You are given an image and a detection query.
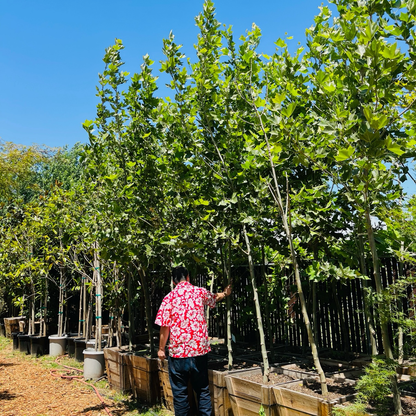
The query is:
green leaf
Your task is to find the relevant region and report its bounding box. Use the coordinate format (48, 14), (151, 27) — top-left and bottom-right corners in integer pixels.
(196, 198), (210, 206)
(281, 102), (296, 118)
(335, 146), (355, 161)
(386, 142), (405, 156)
(275, 38), (286, 48)
(104, 174), (118, 181)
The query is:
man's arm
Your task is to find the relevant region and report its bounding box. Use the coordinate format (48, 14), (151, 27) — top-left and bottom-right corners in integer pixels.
(215, 284), (232, 302)
(158, 326), (170, 361)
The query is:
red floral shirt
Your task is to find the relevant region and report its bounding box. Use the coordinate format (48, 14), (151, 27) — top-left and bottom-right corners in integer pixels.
(155, 281), (216, 358)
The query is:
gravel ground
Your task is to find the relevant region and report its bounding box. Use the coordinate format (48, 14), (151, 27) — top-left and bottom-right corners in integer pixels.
(0, 338), (171, 416)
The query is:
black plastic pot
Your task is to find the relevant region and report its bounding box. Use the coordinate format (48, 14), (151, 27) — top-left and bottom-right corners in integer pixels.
(12, 332), (20, 350)
(74, 338), (87, 362)
(29, 335), (48, 357)
(67, 335), (82, 358)
(17, 333), (30, 354)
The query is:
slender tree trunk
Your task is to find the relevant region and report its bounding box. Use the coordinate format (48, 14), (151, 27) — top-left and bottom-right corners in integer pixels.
(28, 244), (35, 336)
(94, 242), (102, 351)
(78, 276), (83, 337)
(117, 316), (122, 348)
(42, 277), (48, 337)
(356, 232), (379, 355)
(206, 271), (215, 330)
(224, 241), (233, 369)
(58, 233), (65, 337)
(242, 225), (270, 383)
(127, 270), (134, 351)
(397, 251), (405, 365)
(364, 206), (402, 415)
(85, 283), (94, 342)
(261, 244), (274, 363)
(83, 274), (87, 338)
(58, 266), (64, 337)
(29, 278), (35, 336)
(312, 281), (318, 350)
(138, 267), (155, 357)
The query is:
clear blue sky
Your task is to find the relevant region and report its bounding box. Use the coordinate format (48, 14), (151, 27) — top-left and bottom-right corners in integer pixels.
(1, 0), (328, 149)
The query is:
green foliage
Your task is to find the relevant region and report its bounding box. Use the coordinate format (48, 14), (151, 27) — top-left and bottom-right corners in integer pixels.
(379, 195), (416, 263)
(355, 358), (397, 414)
(332, 402), (368, 416)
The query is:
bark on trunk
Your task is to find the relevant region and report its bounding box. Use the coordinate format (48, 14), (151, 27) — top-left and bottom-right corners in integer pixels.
(243, 225), (270, 383)
(356, 232), (378, 355)
(364, 206), (402, 415)
(138, 267), (155, 357)
(94, 242), (102, 351)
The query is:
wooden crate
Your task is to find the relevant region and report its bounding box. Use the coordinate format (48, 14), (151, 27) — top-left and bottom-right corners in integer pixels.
(210, 367), (232, 416)
(398, 364), (416, 377)
(125, 353), (161, 405)
(209, 363), (262, 416)
(225, 367), (292, 416)
(104, 347), (131, 392)
(4, 317), (25, 338)
(272, 381), (357, 416)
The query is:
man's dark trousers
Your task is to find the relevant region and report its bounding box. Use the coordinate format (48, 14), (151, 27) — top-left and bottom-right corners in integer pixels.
(168, 354), (212, 416)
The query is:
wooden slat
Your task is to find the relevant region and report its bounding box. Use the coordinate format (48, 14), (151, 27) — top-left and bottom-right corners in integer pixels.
(126, 354), (160, 405)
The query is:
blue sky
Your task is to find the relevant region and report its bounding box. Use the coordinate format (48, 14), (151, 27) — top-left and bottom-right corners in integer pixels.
(1, 0), (327, 149)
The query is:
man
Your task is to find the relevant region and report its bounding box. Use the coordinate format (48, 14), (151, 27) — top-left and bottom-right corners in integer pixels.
(155, 266), (232, 416)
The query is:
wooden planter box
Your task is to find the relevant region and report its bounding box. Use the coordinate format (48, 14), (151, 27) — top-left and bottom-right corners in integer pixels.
(210, 366), (233, 416)
(104, 347), (131, 392)
(397, 363), (416, 377)
(4, 317), (25, 338)
(125, 353), (161, 405)
(225, 367), (300, 416)
(272, 381), (357, 416)
(209, 361), (269, 416)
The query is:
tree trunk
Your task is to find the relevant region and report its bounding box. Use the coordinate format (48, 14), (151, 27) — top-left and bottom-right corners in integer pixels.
(223, 241), (233, 369)
(356, 232), (378, 355)
(364, 206), (402, 415)
(138, 267), (156, 357)
(58, 266), (64, 337)
(242, 225), (270, 383)
(94, 242), (102, 351)
(206, 271), (215, 330)
(261, 245), (274, 362)
(83, 274), (87, 338)
(127, 270), (134, 351)
(42, 277), (48, 337)
(78, 275), (83, 337)
(397, 250), (405, 365)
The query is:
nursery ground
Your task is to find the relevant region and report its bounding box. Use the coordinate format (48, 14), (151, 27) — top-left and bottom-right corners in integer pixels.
(0, 337), (173, 416)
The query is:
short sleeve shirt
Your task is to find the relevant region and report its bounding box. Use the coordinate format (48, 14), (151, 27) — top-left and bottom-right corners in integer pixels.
(155, 281), (216, 358)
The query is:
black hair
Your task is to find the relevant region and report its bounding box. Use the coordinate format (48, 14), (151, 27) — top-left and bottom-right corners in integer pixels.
(172, 266), (189, 284)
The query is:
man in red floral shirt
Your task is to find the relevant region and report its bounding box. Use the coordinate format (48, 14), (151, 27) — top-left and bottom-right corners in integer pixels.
(155, 266), (231, 416)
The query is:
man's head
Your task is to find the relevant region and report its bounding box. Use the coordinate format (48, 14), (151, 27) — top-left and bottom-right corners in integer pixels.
(172, 266), (189, 285)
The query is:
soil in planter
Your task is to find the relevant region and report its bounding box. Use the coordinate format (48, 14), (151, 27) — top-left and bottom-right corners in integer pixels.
(238, 371), (294, 385)
(286, 377), (356, 401)
(282, 362), (352, 374)
(239, 370), (356, 400)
